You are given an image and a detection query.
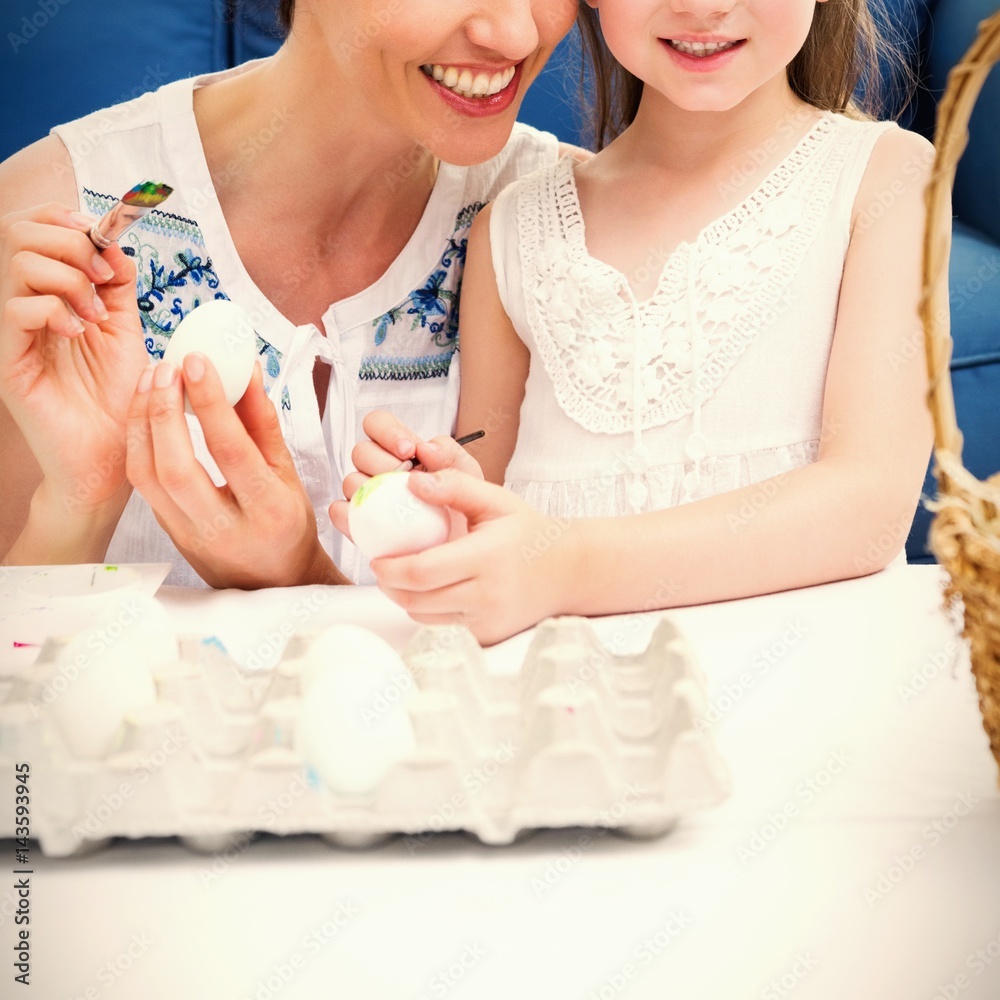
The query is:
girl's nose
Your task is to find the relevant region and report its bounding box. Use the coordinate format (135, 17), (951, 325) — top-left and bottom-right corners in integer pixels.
(464, 0), (540, 62)
(668, 0), (738, 16)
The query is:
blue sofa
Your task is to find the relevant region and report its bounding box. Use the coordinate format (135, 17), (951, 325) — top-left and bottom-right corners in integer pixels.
(3, 1), (997, 565)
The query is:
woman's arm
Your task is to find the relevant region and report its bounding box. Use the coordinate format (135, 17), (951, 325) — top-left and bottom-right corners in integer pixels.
(0, 136), (145, 564)
(370, 127), (942, 643)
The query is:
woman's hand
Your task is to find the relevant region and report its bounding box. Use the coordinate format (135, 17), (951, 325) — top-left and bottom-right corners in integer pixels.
(329, 409), (484, 543)
(368, 469), (579, 645)
(126, 353), (348, 588)
(0, 204), (146, 517)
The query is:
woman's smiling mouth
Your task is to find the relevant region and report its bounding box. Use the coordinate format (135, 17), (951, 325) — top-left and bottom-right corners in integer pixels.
(420, 63), (517, 99)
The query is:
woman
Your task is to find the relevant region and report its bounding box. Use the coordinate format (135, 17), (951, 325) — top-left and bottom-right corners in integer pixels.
(0, 0), (578, 587)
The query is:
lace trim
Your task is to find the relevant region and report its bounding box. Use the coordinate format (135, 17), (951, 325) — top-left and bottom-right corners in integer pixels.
(516, 114), (853, 437)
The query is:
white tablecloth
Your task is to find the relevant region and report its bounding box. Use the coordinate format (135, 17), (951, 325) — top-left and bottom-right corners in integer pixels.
(1, 564), (998, 999)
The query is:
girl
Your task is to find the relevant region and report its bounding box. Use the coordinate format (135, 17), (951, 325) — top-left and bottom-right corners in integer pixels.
(335, 0), (943, 644)
(0, 0), (579, 587)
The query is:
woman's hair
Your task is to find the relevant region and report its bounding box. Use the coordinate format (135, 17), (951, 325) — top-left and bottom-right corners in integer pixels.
(278, 0), (294, 31)
(577, 0), (911, 150)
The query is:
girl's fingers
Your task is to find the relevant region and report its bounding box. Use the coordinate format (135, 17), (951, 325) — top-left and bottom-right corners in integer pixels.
(125, 367), (194, 532)
(351, 438), (409, 477)
(360, 409), (420, 462)
(328, 499), (352, 540)
(9, 251), (109, 323)
(416, 435), (484, 477)
(145, 362), (234, 531)
(342, 471), (369, 502)
(371, 533), (480, 593)
(2, 218), (114, 286)
(377, 579), (477, 618)
(182, 355), (276, 507)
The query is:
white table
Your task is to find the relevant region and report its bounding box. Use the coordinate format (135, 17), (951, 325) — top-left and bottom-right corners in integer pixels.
(1, 565), (998, 1000)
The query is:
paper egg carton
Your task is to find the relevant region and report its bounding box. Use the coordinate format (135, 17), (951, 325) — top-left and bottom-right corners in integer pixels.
(0, 617), (729, 858)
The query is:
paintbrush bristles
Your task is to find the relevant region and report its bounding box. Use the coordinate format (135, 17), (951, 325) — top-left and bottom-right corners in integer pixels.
(121, 181), (173, 208)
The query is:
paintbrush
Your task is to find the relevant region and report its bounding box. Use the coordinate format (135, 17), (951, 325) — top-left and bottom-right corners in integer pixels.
(88, 181), (173, 249)
(396, 430), (486, 471)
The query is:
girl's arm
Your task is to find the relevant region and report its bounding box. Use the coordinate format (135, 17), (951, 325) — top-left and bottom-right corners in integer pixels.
(453, 204), (528, 484)
(371, 127), (942, 644)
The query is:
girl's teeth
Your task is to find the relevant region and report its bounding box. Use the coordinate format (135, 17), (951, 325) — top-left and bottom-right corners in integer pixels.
(669, 39), (738, 57)
(421, 64), (516, 98)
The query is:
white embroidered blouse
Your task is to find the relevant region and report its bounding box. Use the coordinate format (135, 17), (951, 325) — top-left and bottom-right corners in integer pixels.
(51, 63), (559, 585)
(490, 112), (898, 522)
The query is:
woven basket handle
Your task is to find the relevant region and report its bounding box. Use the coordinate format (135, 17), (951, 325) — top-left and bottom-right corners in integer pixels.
(922, 9), (1000, 483)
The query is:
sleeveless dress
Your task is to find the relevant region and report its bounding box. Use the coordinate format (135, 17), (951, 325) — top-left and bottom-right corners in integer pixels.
(491, 112), (906, 569)
(51, 62), (559, 585)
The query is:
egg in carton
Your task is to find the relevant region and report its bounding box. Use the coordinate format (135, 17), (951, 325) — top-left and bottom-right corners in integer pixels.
(0, 614), (730, 857)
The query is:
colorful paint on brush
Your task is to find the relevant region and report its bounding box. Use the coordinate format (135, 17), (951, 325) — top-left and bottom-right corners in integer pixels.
(121, 182), (173, 208)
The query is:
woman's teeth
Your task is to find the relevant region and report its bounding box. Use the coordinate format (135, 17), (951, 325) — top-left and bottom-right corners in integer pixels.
(667, 39), (739, 57)
(421, 64), (516, 98)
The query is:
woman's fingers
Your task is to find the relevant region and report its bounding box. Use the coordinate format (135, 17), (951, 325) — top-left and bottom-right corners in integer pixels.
(328, 498), (352, 540)
(2, 217), (114, 287)
(1, 294), (85, 348)
(8, 251), (109, 323)
(232, 362), (295, 475)
(143, 362), (237, 537)
(125, 366), (194, 533)
(182, 355), (276, 507)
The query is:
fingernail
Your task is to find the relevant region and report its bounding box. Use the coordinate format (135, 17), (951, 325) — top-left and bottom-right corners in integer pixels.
(69, 212), (94, 230)
(423, 441), (441, 456)
(91, 291), (110, 322)
(398, 439), (415, 459)
(153, 362), (176, 389)
(136, 367), (154, 393)
(183, 352), (206, 383)
(91, 254), (114, 282)
(411, 471), (436, 497)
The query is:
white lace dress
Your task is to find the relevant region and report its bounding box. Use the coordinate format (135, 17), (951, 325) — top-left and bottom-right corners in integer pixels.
(490, 112), (896, 520)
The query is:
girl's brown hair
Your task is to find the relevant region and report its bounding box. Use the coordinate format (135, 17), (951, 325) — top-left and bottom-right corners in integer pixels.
(278, 0), (294, 31)
(577, 0), (910, 150)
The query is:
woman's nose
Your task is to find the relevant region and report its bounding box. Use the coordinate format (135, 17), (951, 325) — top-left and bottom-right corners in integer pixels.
(464, 0), (541, 62)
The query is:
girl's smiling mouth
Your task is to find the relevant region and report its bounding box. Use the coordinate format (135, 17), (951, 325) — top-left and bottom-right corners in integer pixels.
(661, 37), (747, 70)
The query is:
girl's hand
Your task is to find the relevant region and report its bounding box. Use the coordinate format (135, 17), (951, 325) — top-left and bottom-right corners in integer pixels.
(126, 354), (348, 588)
(330, 410), (484, 543)
(0, 203), (146, 515)
(368, 469), (578, 646)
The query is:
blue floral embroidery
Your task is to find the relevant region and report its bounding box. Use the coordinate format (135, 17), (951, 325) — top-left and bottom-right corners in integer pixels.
(281, 386), (291, 411)
(363, 202), (484, 381)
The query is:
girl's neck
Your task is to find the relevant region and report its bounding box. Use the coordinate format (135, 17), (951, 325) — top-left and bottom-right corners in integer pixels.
(618, 75), (818, 175)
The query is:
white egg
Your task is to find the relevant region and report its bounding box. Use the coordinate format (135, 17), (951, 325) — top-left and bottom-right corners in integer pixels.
(294, 625), (417, 796)
(47, 595), (177, 759)
(162, 299), (257, 412)
(299, 624), (416, 699)
(348, 471), (450, 560)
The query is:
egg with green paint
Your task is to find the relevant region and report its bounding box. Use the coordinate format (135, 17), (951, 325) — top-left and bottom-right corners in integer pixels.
(162, 299), (257, 412)
(347, 471), (450, 560)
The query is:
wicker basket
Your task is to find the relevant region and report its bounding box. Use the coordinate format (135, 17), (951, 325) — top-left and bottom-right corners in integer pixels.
(922, 9), (1000, 781)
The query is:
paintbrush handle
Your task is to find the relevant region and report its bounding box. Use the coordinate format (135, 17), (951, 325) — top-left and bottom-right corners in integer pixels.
(396, 430), (486, 472)
(89, 202), (150, 249)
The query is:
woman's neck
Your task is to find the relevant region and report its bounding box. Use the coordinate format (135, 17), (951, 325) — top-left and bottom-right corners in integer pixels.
(192, 43), (439, 325)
